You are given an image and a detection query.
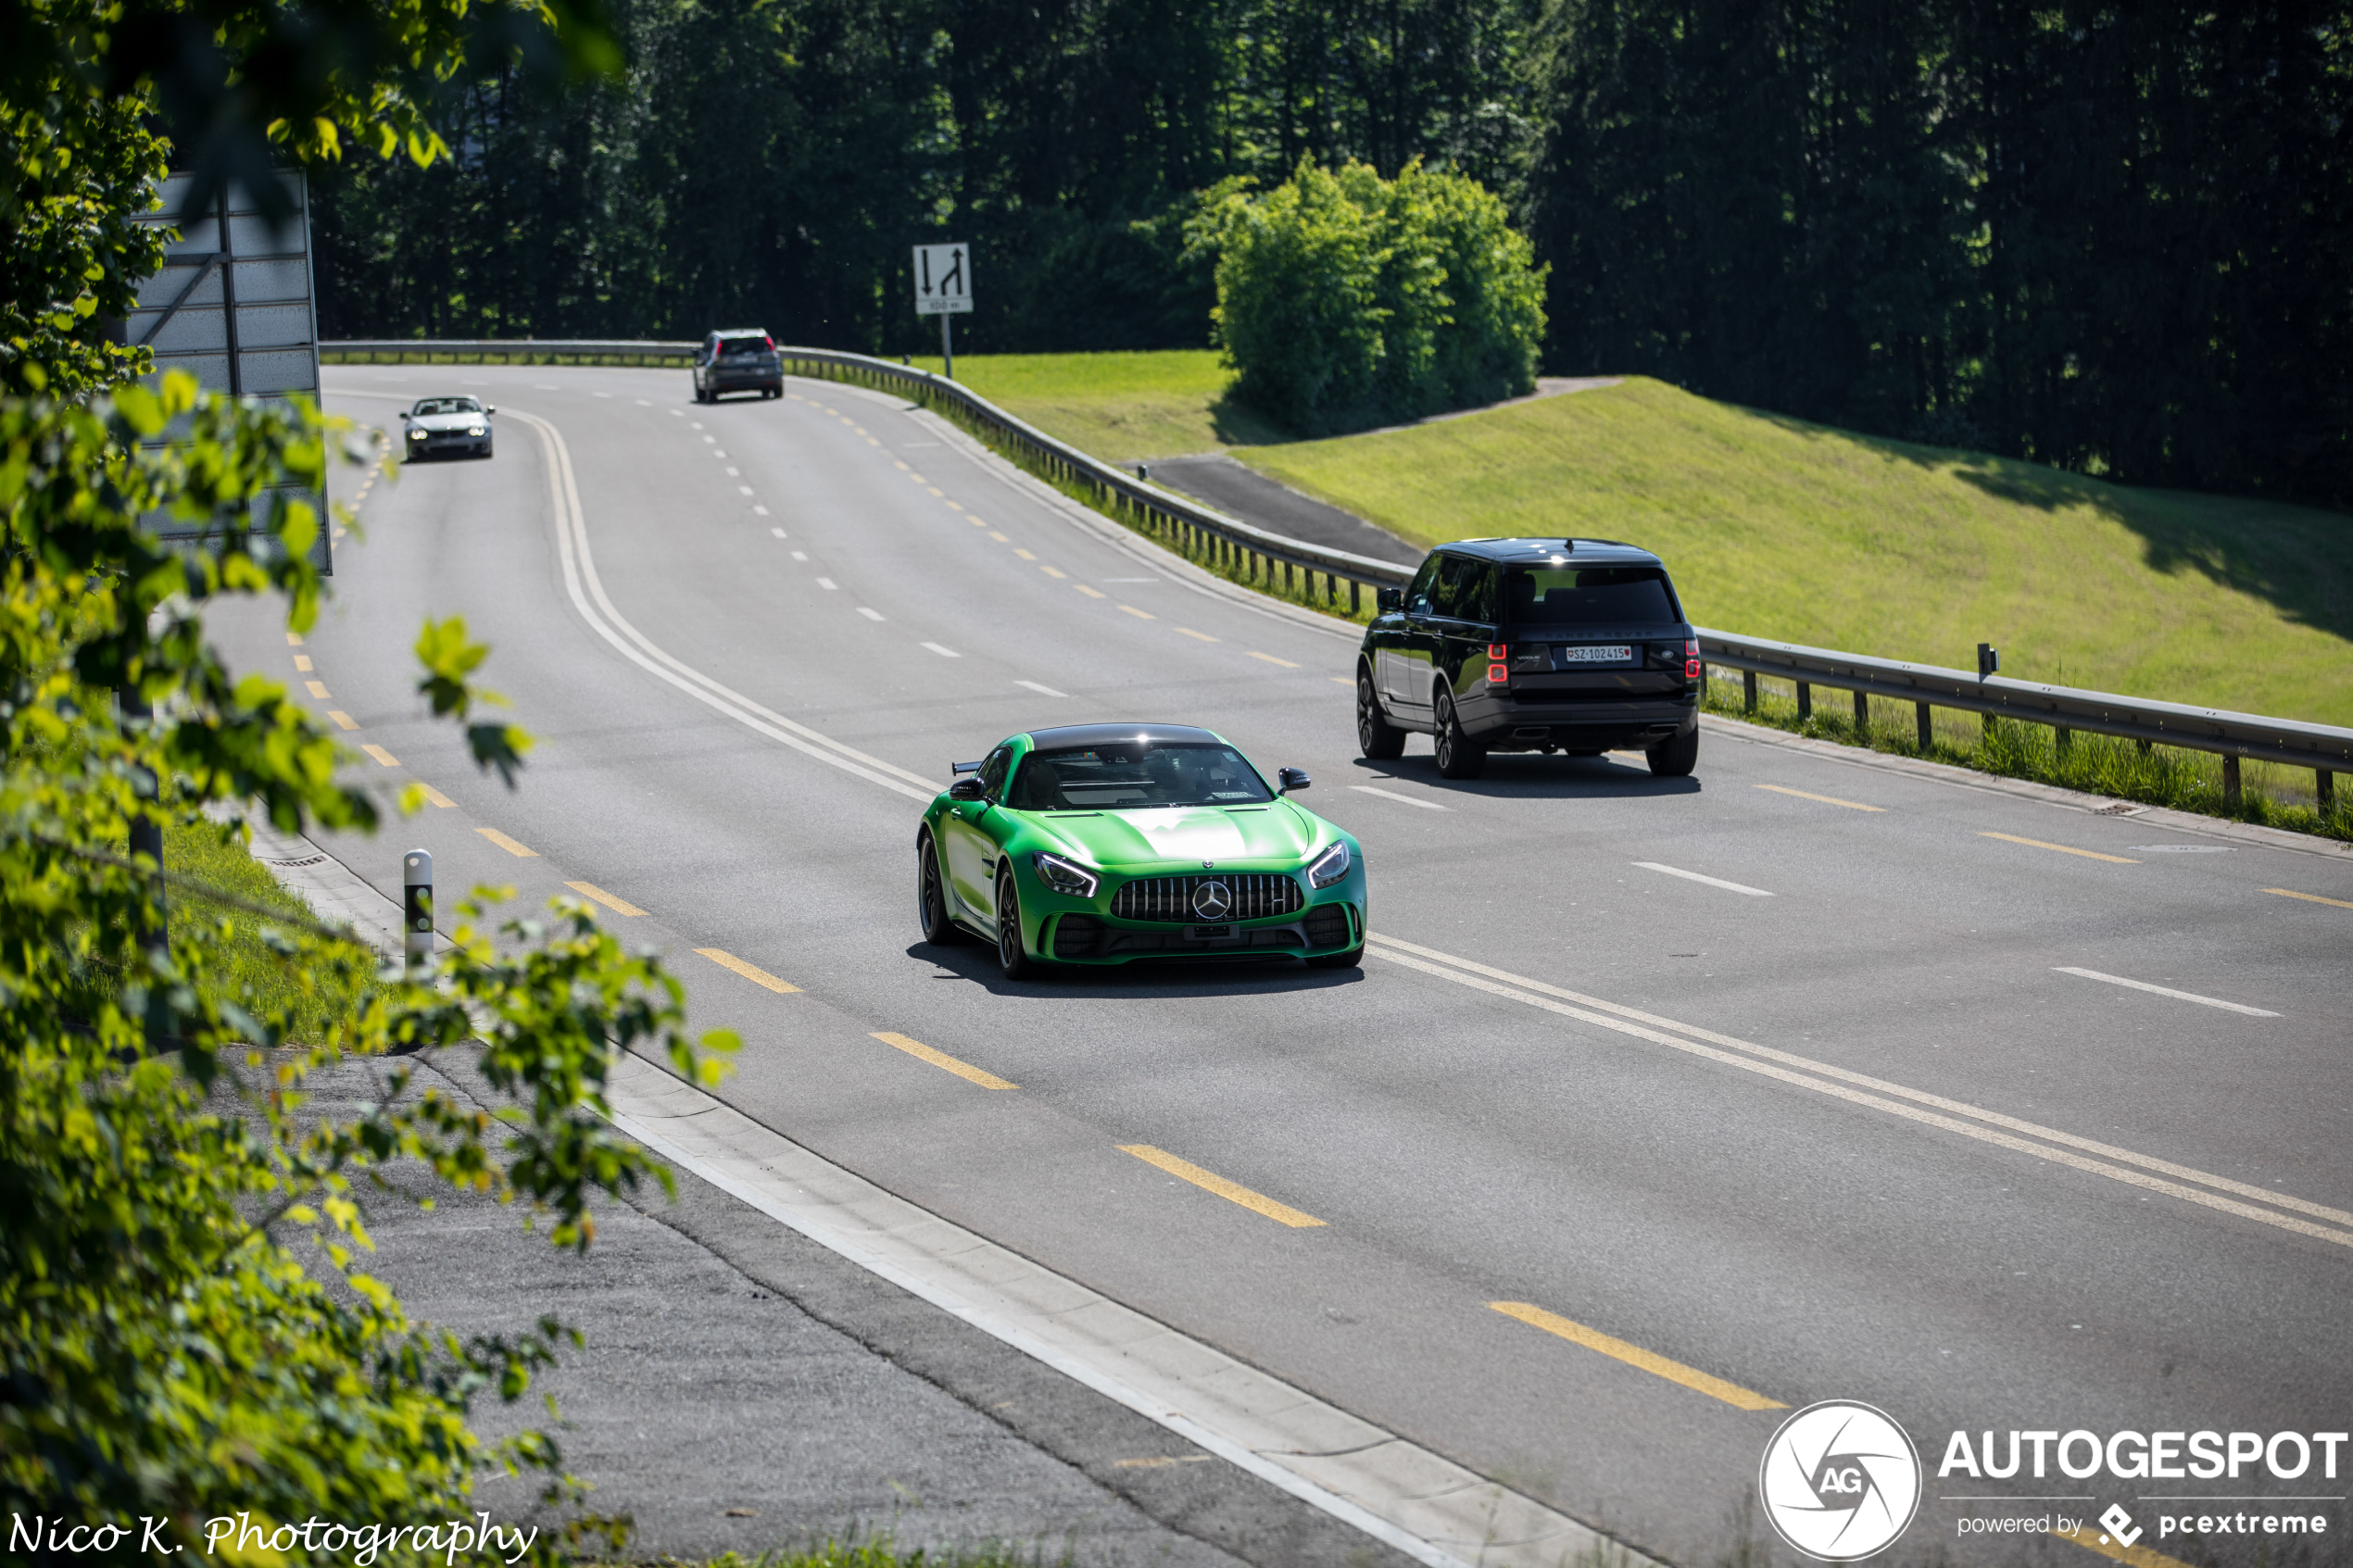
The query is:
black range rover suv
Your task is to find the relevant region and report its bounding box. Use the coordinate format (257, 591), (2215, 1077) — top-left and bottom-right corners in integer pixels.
(1355, 538), (1701, 780)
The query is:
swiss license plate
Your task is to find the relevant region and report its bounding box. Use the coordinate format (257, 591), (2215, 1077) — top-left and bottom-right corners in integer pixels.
(1188, 923), (1237, 941)
(1561, 644), (1635, 664)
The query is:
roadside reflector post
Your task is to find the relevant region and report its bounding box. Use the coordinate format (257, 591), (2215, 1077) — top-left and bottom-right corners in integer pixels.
(1795, 681), (1811, 720)
(2222, 754), (2243, 807)
(1743, 670), (1757, 714)
(1916, 701), (1932, 751)
(403, 848), (434, 973)
(1852, 688), (1869, 733)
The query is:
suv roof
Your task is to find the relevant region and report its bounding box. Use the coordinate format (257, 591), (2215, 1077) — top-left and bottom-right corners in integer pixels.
(710, 327), (771, 339)
(1439, 537), (1663, 568)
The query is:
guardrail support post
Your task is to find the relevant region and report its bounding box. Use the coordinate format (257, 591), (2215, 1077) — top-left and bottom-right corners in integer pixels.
(1852, 689), (1869, 733)
(2055, 725), (2072, 759)
(2320, 769), (2335, 814)
(1743, 671), (1757, 714)
(1350, 579), (1361, 614)
(1795, 682), (1811, 720)
(2222, 754), (2242, 807)
(1916, 702), (1932, 751)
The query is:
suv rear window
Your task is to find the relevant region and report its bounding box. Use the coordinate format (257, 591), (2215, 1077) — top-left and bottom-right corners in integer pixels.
(1008, 742), (1273, 811)
(1504, 567), (1679, 627)
(719, 336), (770, 357)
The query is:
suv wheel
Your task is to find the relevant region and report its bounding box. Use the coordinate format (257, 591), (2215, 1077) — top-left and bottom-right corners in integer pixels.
(1647, 727), (1699, 777)
(995, 867), (1041, 979)
(1356, 668), (1405, 759)
(916, 831), (963, 945)
(1433, 687), (1488, 779)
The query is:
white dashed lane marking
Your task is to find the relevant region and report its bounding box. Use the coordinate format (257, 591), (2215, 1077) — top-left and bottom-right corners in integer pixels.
(1634, 861), (1774, 897)
(2054, 968), (2279, 1017)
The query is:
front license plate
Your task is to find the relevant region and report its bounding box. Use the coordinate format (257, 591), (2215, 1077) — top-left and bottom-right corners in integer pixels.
(1561, 645), (1635, 664)
(1188, 923), (1237, 941)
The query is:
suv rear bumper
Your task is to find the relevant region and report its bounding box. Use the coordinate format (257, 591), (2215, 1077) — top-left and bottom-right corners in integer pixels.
(1464, 695), (1695, 752)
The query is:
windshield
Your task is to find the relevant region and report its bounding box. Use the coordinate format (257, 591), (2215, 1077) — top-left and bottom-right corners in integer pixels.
(411, 397), (482, 417)
(720, 337), (770, 357)
(1007, 741), (1274, 810)
(1504, 566), (1679, 627)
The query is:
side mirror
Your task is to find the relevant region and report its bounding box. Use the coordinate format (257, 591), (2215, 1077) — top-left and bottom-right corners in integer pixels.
(484, 405), (496, 416)
(1376, 587), (1403, 614)
(948, 778), (986, 801)
(1277, 767), (1311, 793)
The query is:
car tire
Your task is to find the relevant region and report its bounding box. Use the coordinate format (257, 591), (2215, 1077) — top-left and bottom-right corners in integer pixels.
(1305, 945), (1364, 970)
(995, 867), (1041, 979)
(917, 831), (963, 945)
(1647, 726), (1699, 777)
(1433, 687), (1488, 779)
(1356, 668), (1405, 759)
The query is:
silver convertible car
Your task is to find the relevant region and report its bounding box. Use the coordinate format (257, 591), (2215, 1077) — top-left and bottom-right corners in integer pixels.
(401, 395), (495, 460)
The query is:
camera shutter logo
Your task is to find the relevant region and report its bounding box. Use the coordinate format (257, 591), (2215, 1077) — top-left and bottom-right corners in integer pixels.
(1759, 1400), (1922, 1561)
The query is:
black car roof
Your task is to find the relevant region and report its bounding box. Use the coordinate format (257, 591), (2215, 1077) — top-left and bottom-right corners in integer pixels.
(1019, 722), (1224, 749)
(1438, 537), (1665, 568)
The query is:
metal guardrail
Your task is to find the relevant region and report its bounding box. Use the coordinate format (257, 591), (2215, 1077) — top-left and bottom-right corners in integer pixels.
(325, 339), (2348, 809)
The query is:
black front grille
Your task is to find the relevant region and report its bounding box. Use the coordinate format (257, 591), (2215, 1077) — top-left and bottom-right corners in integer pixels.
(1111, 874), (1303, 923)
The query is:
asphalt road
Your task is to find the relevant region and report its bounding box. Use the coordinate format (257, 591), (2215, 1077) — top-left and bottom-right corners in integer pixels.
(208, 363), (2353, 1568)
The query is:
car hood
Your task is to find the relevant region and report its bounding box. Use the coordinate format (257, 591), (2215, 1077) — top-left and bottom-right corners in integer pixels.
(1030, 801), (1328, 869)
(408, 413), (485, 431)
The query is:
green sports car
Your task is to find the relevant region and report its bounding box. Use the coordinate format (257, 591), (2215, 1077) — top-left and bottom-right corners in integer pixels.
(916, 722), (1367, 977)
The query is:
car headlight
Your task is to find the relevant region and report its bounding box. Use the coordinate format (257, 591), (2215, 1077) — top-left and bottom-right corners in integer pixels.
(1032, 852), (1100, 898)
(1307, 840), (1351, 889)
(467, 425), (485, 436)
(407, 427), (424, 439)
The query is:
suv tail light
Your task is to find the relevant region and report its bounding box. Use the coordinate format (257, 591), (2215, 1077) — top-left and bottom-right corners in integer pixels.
(1487, 643), (1509, 684)
(1684, 639), (1703, 679)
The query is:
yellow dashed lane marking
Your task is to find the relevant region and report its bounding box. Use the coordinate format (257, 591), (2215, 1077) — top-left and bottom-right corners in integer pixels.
(416, 784), (457, 809)
(1040, 565), (1067, 579)
(285, 632), (303, 646)
(359, 744), (399, 767)
(1981, 831), (2137, 863)
(565, 881), (647, 917)
(1118, 1145), (1326, 1228)
(1490, 1301), (1786, 1411)
(1013, 547), (1036, 560)
(2266, 886), (2353, 909)
(293, 655), (312, 671)
(1118, 604), (1156, 621)
(326, 710), (358, 731)
(871, 1032), (1016, 1090)
(306, 680), (331, 699)
(1330, 677), (1353, 686)
(474, 827), (538, 858)
(697, 947), (800, 993)
(1176, 627), (1220, 643)
(1756, 784), (1884, 812)
(1248, 651), (1300, 668)
(1075, 583), (1106, 598)
(989, 531), (1010, 543)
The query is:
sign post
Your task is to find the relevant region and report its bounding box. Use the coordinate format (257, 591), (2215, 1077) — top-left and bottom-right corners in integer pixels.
(912, 242), (973, 380)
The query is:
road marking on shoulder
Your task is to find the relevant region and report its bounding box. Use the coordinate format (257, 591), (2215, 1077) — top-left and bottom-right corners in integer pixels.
(2055, 967), (2279, 1017)
(1016, 680), (1068, 697)
(697, 947), (800, 994)
(922, 642), (963, 659)
(1118, 1145), (1326, 1228)
(1075, 583), (1107, 598)
(855, 607), (885, 621)
(1755, 784), (1883, 811)
(566, 881), (648, 917)
(872, 1032), (1016, 1090)
(1350, 785), (1447, 810)
(1364, 934), (2353, 1248)
(1248, 650), (1299, 667)
(416, 783), (457, 809)
(306, 680), (331, 698)
(815, 577), (838, 590)
(1981, 831), (2138, 863)
(359, 744), (399, 767)
(326, 709), (359, 730)
(2266, 886), (2353, 910)
(475, 827), (537, 858)
(1490, 1302), (1786, 1411)
(1176, 627), (1221, 642)
(1118, 604), (1156, 620)
(1633, 861), (1773, 897)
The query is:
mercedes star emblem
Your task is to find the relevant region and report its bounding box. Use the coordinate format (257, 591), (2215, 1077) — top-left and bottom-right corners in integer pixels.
(1191, 880), (1233, 921)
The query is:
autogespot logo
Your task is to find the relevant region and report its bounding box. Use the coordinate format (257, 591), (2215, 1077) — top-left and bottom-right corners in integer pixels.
(1760, 1400), (1925, 1562)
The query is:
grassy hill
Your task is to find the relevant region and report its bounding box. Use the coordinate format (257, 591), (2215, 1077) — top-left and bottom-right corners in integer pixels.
(923, 352), (2353, 726)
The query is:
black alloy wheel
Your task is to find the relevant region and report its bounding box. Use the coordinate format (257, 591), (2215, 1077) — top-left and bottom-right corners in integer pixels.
(1647, 727), (1700, 777)
(916, 832), (962, 945)
(995, 868), (1040, 979)
(1433, 688), (1488, 779)
(1357, 668), (1405, 759)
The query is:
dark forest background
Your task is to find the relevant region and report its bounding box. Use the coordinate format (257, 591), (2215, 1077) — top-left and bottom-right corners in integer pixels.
(312, 0), (2353, 506)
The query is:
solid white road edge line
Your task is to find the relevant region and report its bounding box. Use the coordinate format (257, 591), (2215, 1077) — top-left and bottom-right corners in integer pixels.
(1631, 861), (1774, 897)
(2054, 967), (2280, 1017)
(1363, 934), (2353, 1243)
(505, 408), (938, 803)
(1016, 680), (1069, 697)
(1348, 784), (1448, 811)
(601, 1053), (1633, 1568)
